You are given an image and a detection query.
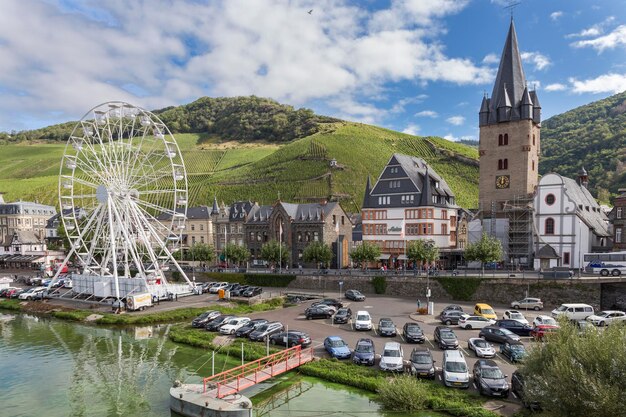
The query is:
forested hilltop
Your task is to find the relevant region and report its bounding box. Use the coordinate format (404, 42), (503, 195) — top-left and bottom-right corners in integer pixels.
(0, 96), (338, 144)
(541, 90), (626, 201)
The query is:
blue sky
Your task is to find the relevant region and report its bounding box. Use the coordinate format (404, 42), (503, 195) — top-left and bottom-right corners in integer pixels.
(0, 0), (625, 142)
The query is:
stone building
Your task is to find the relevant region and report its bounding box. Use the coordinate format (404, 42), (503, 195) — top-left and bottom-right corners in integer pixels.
(245, 201), (353, 268)
(477, 19), (541, 267)
(211, 198), (257, 259)
(609, 188), (626, 251)
(361, 154), (459, 267)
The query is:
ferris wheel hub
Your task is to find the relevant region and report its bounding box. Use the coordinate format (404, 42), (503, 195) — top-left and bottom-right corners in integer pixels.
(96, 184), (108, 203)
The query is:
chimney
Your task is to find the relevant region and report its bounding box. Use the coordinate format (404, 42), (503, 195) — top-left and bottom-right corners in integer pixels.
(577, 167), (589, 189)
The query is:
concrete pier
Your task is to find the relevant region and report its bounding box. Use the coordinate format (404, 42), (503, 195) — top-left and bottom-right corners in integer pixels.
(170, 382), (252, 417)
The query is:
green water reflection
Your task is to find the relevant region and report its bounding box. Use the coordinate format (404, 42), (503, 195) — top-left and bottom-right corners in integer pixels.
(0, 313), (446, 417)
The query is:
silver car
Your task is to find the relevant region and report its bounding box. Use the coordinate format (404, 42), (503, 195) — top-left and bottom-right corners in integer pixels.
(510, 297), (543, 311)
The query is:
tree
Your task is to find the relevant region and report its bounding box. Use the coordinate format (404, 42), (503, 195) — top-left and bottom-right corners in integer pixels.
(302, 241), (333, 269)
(188, 243), (215, 263)
(224, 243), (250, 266)
(406, 239), (440, 270)
(350, 241), (381, 269)
(463, 233), (502, 275)
(260, 239), (289, 268)
(519, 320), (626, 417)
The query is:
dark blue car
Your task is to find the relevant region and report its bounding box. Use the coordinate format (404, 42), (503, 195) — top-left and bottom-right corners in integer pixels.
(352, 338), (375, 366)
(324, 336), (351, 359)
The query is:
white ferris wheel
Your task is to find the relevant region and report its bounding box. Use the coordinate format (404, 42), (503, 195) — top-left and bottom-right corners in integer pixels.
(53, 101), (192, 299)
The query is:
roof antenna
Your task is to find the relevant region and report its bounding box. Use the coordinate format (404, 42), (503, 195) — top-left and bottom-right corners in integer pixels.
(504, 1), (521, 19)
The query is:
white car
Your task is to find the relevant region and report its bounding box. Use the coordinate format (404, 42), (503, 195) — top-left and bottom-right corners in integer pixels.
(18, 286), (47, 300)
(379, 342), (404, 372)
(458, 314), (495, 329)
(586, 310), (626, 327)
(219, 317), (251, 334)
(467, 337), (496, 358)
(209, 282), (229, 294)
(502, 310), (529, 325)
(354, 311), (373, 331)
(532, 315), (558, 327)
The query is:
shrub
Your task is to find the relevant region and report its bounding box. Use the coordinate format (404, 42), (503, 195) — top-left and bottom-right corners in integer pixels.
(299, 359), (383, 392)
(243, 273), (295, 287)
(372, 276), (387, 294)
(199, 272), (246, 283)
(435, 277), (482, 301)
(377, 375), (429, 411)
(417, 307), (428, 315)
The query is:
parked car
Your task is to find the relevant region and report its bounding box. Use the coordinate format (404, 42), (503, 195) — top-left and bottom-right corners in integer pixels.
(499, 340), (527, 362)
(305, 305), (334, 320)
(532, 315), (559, 327)
(205, 314), (235, 331)
(434, 326), (459, 350)
(9, 288), (27, 299)
(200, 282), (215, 293)
(409, 347), (436, 379)
(354, 310), (373, 331)
(191, 310), (221, 328)
(473, 359), (510, 398)
(458, 314), (495, 330)
(377, 318), (397, 337)
(312, 298), (343, 309)
(324, 336), (351, 359)
(0, 287), (16, 297)
(352, 338), (375, 366)
(234, 318), (268, 337)
(208, 282), (229, 294)
(249, 322), (284, 341)
(219, 317), (251, 335)
(474, 303), (497, 320)
(440, 304), (463, 315)
(530, 324), (559, 341)
(442, 349), (469, 388)
(379, 342), (404, 372)
(402, 322), (425, 343)
(511, 371), (541, 410)
(511, 297), (543, 311)
(344, 289), (365, 301)
(242, 287), (263, 297)
(269, 331), (311, 347)
(494, 319), (533, 336)
(18, 286), (47, 300)
(467, 337), (496, 358)
(551, 303), (594, 321)
(586, 310), (626, 326)
(479, 326), (521, 344)
(440, 310), (464, 325)
(333, 308), (352, 324)
(230, 285), (250, 297)
(502, 310), (529, 325)
(573, 319), (595, 335)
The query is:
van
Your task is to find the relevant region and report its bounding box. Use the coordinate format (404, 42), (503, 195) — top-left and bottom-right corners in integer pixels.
(551, 303), (594, 320)
(474, 303), (497, 320)
(442, 349), (470, 389)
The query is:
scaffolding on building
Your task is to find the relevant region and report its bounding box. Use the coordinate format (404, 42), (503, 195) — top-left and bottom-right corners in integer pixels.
(504, 195), (535, 268)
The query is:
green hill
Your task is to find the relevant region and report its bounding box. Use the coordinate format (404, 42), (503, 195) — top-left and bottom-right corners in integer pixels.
(541, 90), (626, 202)
(0, 123), (479, 211)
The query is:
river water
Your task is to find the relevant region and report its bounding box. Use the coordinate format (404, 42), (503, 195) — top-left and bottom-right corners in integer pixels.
(0, 313), (444, 417)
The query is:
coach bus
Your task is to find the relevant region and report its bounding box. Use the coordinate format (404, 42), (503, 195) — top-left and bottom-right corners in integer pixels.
(584, 251), (626, 276)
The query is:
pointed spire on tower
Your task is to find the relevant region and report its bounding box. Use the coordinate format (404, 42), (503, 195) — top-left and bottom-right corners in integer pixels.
(362, 175), (372, 208)
(211, 195), (219, 215)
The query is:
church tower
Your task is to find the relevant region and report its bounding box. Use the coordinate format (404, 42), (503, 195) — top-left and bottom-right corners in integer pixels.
(478, 19), (541, 216)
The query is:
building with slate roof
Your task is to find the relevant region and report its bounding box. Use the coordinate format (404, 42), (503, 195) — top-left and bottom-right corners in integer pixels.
(0, 193), (56, 246)
(245, 201), (352, 268)
(477, 19), (541, 268)
(156, 205), (215, 250)
(361, 154), (459, 266)
(533, 172), (610, 270)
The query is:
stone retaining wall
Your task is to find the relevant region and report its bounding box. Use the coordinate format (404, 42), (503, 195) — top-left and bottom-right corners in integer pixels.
(286, 274), (605, 311)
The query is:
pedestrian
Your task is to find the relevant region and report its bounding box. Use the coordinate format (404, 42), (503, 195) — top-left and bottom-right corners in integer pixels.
(417, 299), (422, 309)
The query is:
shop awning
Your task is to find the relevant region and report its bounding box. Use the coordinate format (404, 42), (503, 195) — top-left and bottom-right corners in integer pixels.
(378, 254), (391, 260)
(397, 255), (408, 260)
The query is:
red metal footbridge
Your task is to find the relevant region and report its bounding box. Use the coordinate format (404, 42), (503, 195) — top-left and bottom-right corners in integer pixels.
(202, 345), (315, 398)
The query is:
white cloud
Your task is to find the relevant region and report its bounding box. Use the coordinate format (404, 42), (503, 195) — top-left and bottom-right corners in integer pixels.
(569, 73), (626, 94)
(545, 83), (567, 92)
(567, 16), (615, 38)
(415, 110), (438, 118)
(521, 51), (551, 71)
(390, 95), (428, 113)
(571, 25), (626, 52)
(0, 0), (493, 131)
(446, 115), (465, 126)
(402, 123), (420, 135)
(443, 133), (475, 142)
(482, 53), (499, 65)
(550, 11), (563, 21)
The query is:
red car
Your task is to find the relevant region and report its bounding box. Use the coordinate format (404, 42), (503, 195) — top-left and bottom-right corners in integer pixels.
(530, 324), (559, 341)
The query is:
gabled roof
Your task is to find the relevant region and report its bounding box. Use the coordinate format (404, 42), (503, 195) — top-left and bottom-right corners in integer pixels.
(248, 205), (274, 223)
(537, 244), (559, 259)
(229, 201), (256, 221)
(156, 206), (212, 221)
